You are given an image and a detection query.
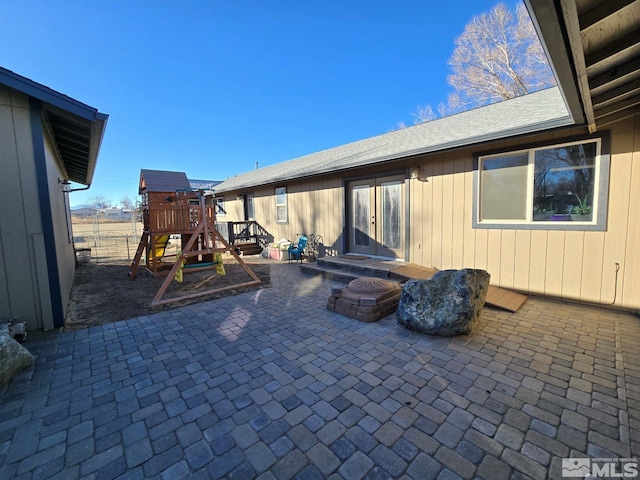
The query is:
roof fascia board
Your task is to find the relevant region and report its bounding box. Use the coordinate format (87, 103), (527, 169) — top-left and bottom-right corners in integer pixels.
(525, 0), (585, 126)
(85, 115), (108, 185)
(0, 67), (100, 122)
(558, 0), (597, 132)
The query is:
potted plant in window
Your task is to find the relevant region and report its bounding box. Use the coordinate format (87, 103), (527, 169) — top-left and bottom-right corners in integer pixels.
(570, 195), (592, 222)
(533, 206), (553, 221)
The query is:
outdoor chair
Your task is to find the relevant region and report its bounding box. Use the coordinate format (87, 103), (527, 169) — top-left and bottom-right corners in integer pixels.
(288, 234), (308, 263)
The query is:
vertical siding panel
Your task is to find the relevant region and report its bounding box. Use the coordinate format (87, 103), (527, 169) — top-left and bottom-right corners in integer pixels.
(295, 181), (302, 235)
(322, 178), (330, 245)
(462, 160), (476, 269)
(318, 178), (326, 249)
(486, 230), (502, 284)
(545, 231), (565, 297)
(602, 129), (632, 306)
(580, 232), (605, 302)
(621, 117), (640, 308)
(422, 161), (434, 267)
(410, 176), (422, 265)
(528, 230), (548, 295)
(441, 154), (454, 269)
(292, 182), (301, 236)
(562, 231), (584, 300)
(513, 230), (531, 292)
(451, 155), (466, 269)
(312, 178), (318, 235)
(314, 177), (321, 236)
(431, 159), (444, 269)
(338, 180), (345, 254)
(499, 230), (516, 290)
(474, 229), (488, 272)
(0, 91), (40, 329)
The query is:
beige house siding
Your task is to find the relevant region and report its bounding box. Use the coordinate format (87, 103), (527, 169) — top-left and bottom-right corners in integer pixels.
(0, 86), (52, 330)
(222, 178), (346, 253)
(220, 117), (639, 310)
(0, 85), (82, 330)
(43, 130), (76, 321)
(409, 118), (639, 311)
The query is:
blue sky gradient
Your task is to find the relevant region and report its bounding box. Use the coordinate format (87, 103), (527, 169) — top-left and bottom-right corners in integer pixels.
(1, 1), (518, 206)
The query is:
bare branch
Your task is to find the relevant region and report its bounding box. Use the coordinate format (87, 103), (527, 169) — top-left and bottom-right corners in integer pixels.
(412, 104), (437, 124)
(447, 1), (555, 109)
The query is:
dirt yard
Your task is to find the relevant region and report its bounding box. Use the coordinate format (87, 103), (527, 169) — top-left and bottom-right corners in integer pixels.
(64, 255), (271, 331)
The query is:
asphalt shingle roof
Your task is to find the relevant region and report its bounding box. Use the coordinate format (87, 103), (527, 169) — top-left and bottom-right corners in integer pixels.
(216, 87), (571, 193)
(139, 169), (191, 194)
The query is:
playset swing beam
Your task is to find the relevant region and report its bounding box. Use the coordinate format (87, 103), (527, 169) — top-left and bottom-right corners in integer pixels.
(150, 191), (261, 307)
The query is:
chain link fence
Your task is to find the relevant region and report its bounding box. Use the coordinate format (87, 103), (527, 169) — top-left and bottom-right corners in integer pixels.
(72, 219), (153, 265)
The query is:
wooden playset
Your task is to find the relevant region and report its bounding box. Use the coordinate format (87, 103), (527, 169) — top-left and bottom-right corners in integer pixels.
(129, 169), (261, 307)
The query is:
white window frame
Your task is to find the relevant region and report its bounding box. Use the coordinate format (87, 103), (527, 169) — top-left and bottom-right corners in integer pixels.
(473, 134), (610, 231)
(275, 186), (288, 223)
(215, 196), (226, 217)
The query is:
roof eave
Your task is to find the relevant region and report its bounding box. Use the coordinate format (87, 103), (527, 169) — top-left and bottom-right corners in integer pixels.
(84, 113), (109, 186)
(0, 67), (109, 186)
(0, 67), (102, 122)
(215, 114), (575, 194)
(525, 0), (588, 127)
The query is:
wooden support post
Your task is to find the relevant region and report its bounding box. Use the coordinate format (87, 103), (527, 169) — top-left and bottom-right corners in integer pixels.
(129, 232), (149, 279)
(150, 215), (261, 307)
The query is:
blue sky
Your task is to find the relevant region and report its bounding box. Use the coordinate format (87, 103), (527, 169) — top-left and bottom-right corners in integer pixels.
(1, 1), (518, 206)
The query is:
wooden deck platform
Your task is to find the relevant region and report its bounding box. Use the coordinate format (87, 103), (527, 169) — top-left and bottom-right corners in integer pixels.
(388, 263), (527, 312)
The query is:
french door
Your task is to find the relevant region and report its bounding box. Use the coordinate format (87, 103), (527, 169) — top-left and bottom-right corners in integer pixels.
(348, 175), (405, 258)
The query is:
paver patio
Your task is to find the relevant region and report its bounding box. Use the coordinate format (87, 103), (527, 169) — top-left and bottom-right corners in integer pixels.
(0, 262), (639, 479)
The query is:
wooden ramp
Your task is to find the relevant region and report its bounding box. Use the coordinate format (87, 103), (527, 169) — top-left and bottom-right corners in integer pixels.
(485, 285), (527, 312)
(389, 263), (527, 312)
(389, 264), (438, 281)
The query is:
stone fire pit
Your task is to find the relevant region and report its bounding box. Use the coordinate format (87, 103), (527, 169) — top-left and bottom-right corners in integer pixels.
(327, 277), (402, 322)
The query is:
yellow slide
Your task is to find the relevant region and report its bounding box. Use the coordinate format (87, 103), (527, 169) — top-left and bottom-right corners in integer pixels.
(153, 235), (170, 259)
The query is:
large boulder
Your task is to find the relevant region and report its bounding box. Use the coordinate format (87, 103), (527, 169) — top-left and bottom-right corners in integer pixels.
(396, 269), (490, 336)
(0, 331), (35, 388)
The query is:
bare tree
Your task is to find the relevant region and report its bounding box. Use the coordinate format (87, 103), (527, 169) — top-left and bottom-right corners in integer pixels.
(390, 121), (408, 131)
(397, 2), (555, 128)
(412, 104), (437, 124)
(120, 196), (135, 210)
(447, 2), (555, 110)
(87, 195), (112, 209)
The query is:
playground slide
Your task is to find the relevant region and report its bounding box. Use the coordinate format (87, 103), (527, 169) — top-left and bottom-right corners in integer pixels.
(153, 235), (170, 259)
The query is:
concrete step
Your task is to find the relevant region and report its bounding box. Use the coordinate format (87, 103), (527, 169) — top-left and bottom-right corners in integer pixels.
(299, 263), (360, 284)
(316, 258), (391, 278)
(300, 257), (391, 284)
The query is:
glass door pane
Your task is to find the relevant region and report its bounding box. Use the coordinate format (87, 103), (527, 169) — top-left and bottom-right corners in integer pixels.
(352, 184), (370, 247)
(244, 194), (254, 220)
(380, 181), (402, 249)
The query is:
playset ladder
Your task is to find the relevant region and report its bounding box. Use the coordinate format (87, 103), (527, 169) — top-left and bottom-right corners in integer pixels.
(129, 232), (149, 278)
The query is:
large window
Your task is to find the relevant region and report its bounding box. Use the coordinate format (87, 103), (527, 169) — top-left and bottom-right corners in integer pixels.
(275, 187), (287, 223)
(475, 137), (608, 230)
